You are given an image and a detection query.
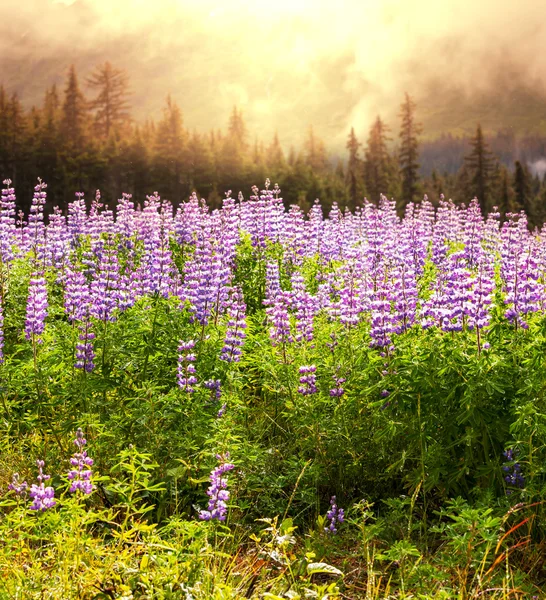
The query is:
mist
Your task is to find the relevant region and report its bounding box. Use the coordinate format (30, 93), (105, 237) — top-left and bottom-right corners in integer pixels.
(2, 0), (546, 151)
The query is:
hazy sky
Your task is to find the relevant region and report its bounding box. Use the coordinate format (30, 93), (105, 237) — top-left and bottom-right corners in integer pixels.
(2, 0), (546, 150)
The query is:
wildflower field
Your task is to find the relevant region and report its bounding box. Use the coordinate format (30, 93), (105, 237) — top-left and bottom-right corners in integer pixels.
(2, 178), (546, 599)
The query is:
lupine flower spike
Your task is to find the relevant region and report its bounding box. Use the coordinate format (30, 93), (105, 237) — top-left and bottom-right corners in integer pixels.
(325, 495), (344, 534)
(8, 472), (28, 497)
(29, 460), (55, 511)
(199, 453), (235, 521)
(298, 365), (317, 395)
(68, 428), (94, 495)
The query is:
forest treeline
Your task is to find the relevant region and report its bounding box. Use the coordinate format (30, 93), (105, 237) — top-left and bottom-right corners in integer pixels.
(2, 62), (546, 225)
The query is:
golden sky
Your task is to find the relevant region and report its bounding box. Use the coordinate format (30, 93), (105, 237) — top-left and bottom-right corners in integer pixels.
(2, 0), (546, 149)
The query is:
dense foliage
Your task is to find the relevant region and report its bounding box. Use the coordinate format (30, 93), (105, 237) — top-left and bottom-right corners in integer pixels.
(2, 178), (546, 598)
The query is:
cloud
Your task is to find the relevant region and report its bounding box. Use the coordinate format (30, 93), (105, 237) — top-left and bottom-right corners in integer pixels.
(1, 0), (546, 150)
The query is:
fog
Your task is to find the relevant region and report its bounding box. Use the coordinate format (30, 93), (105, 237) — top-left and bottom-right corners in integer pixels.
(1, 0), (546, 150)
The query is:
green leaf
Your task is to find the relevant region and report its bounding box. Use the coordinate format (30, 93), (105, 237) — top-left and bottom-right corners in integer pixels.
(307, 562), (343, 577)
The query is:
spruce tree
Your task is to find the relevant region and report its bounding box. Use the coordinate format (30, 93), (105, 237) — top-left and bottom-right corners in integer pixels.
(266, 132), (286, 173)
(304, 126), (329, 173)
(4, 93), (28, 191)
(398, 93), (422, 209)
(464, 124), (495, 211)
(345, 127), (363, 210)
(220, 107), (249, 192)
(364, 116), (393, 203)
(495, 165), (516, 217)
(513, 160), (531, 214)
(227, 106), (247, 150)
(153, 95), (188, 201)
(61, 65), (88, 147)
(87, 61), (131, 139)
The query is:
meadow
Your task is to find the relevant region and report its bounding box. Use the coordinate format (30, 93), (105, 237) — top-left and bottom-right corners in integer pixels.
(1, 178), (546, 598)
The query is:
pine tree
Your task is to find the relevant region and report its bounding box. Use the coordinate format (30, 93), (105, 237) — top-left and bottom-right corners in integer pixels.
(364, 116), (394, 203)
(304, 126), (328, 173)
(187, 131), (214, 199)
(464, 124), (496, 211)
(2, 93), (28, 189)
(398, 93), (422, 209)
(44, 85), (60, 128)
(493, 165), (516, 217)
(533, 185), (546, 227)
(127, 126), (150, 199)
(87, 61), (131, 139)
(513, 160), (532, 214)
(345, 127), (363, 209)
(153, 95), (188, 201)
(219, 107), (249, 192)
(227, 106), (247, 149)
(287, 146), (296, 167)
(266, 132), (286, 172)
(61, 65), (88, 147)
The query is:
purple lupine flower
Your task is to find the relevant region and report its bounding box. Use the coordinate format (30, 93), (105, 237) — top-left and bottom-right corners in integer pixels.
(29, 460), (55, 511)
(217, 403), (227, 418)
(335, 260), (366, 327)
(198, 453), (235, 521)
(220, 287), (247, 363)
(325, 496), (344, 534)
(67, 192), (87, 242)
(204, 379), (222, 401)
(28, 179), (47, 259)
(75, 316), (96, 373)
(90, 235), (119, 323)
(0, 179), (16, 263)
(64, 265), (91, 323)
(45, 207), (70, 277)
(67, 428), (94, 495)
(502, 448), (525, 491)
(8, 472), (28, 497)
(465, 257), (495, 332)
(266, 291), (293, 346)
(298, 365), (317, 396)
(330, 373), (346, 398)
(25, 272), (48, 343)
(183, 225), (231, 326)
(263, 261), (281, 308)
(501, 214), (541, 329)
(290, 272), (317, 342)
(139, 194), (175, 298)
(0, 300), (4, 364)
(177, 340), (198, 392)
(369, 293), (396, 348)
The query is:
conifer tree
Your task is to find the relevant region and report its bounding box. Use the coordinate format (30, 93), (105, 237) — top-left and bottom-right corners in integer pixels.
(304, 126), (328, 173)
(364, 116), (394, 203)
(398, 93), (422, 209)
(220, 107), (248, 191)
(44, 85), (60, 128)
(153, 95), (188, 201)
(266, 132), (286, 172)
(61, 65), (88, 148)
(345, 127), (363, 209)
(87, 61), (131, 139)
(0, 86), (8, 167)
(464, 124), (495, 211)
(513, 160), (532, 214)
(35, 86), (62, 197)
(187, 131), (214, 199)
(495, 165), (516, 217)
(227, 106), (247, 149)
(3, 93), (28, 189)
